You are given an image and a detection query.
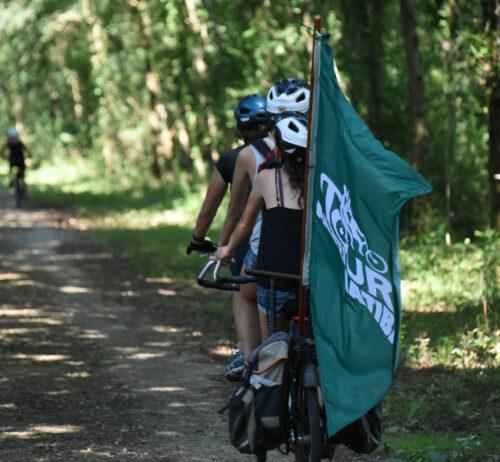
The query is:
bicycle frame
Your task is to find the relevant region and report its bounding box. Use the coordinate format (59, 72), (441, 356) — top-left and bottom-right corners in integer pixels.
(10, 165), (25, 208)
(244, 268), (327, 461)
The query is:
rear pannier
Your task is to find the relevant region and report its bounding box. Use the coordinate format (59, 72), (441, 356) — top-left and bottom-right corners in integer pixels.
(219, 332), (290, 454)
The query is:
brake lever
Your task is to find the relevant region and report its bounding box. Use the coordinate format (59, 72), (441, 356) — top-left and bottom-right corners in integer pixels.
(213, 260), (222, 280)
(196, 259), (240, 292)
(214, 259), (256, 284)
(198, 259), (216, 280)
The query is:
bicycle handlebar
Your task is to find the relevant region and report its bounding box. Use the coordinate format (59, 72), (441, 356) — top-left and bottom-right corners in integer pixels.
(197, 260), (256, 292)
(197, 261), (301, 291)
(197, 260), (237, 291)
(245, 268), (301, 282)
(216, 274), (256, 285)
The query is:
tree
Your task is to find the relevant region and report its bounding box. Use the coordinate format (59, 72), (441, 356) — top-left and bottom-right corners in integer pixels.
(400, 0), (429, 176)
(129, 0), (173, 178)
(482, 0), (500, 227)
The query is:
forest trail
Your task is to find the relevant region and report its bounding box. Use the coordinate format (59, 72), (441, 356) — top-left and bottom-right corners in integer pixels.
(0, 191), (363, 462)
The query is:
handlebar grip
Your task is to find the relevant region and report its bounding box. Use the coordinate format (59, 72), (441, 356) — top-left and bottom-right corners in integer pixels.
(216, 275), (256, 284)
(197, 278), (240, 292)
(196, 260), (241, 291)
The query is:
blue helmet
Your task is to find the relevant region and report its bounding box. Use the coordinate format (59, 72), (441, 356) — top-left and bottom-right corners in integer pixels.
(7, 127), (19, 139)
(234, 94), (272, 129)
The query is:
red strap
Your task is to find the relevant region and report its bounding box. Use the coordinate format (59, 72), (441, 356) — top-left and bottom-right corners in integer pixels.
(258, 147), (281, 173)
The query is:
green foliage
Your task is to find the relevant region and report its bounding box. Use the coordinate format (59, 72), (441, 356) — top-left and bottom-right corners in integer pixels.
(0, 0), (496, 234)
(400, 233), (499, 318)
(383, 432), (497, 462)
(399, 230), (499, 369)
(383, 367), (499, 461)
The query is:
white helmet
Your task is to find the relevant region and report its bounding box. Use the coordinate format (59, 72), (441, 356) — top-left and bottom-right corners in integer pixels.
(7, 127), (19, 139)
(275, 112), (308, 158)
(266, 78), (310, 114)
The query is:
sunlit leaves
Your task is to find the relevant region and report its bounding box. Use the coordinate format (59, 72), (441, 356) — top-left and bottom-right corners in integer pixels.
(0, 0), (495, 233)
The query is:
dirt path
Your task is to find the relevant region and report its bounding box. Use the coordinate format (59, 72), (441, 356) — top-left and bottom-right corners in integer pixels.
(0, 192), (363, 461)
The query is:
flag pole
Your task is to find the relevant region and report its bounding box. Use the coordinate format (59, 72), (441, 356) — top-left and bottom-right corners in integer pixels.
(298, 15), (321, 336)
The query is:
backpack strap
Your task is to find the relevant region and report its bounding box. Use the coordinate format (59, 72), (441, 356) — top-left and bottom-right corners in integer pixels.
(217, 385), (247, 415)
(253, 138), (280, 174)
(217, 368), (253, 414)
(258, 148), (281, 172)
(252, 139), (272, 158)
(249, 374), (279, 389)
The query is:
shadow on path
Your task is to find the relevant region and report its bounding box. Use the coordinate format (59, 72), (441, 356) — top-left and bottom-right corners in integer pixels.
(0, 190), (366, 461)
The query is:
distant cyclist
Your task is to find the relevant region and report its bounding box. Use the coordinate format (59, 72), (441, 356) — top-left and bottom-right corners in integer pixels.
(1, 127), (31, 187)
(217, 78), (310, 359)
(187, 94), (273, 378)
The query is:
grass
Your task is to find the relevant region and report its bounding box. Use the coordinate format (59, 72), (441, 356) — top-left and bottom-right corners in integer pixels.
(382, 433), (499, 462)
(89, 226), (205, 279)
(383, 366), (499, 460)
(5, 158), (500, 461)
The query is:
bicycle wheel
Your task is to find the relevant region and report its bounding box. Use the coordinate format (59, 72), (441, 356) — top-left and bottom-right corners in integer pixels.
(15, 178), (22, 208)
(294, 379), (321, 461)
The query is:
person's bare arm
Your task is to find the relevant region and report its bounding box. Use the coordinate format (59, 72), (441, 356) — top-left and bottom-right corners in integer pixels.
(193, 169), (228, 240)
(217, 148), (252, 246)
(216, 178), (264, 260)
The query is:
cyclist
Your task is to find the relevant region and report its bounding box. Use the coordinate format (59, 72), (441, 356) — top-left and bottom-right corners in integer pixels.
(187, 94), (272, 258)
(216, 112), (308, 340)
(217, 78), (310, 358)
(1, 128), (30, 187)
(187, 94), (273, 377)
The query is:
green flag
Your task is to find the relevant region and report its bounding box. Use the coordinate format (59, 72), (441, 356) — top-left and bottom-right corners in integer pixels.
(303, 34), (432, 436)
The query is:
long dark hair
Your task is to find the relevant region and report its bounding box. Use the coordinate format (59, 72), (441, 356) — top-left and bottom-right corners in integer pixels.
(282, 150), (306, 207)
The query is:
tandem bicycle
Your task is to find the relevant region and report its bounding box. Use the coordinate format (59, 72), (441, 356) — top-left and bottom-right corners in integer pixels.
(198, 259), (333, 462)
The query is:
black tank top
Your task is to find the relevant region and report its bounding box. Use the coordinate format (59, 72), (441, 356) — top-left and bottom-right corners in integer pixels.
(256, 168), (302, 292)
(214, 145), (245, 184)
(7, 140), (25, 165)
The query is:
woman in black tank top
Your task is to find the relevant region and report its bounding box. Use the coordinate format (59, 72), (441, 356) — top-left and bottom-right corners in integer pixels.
(216, 113), (308, 339)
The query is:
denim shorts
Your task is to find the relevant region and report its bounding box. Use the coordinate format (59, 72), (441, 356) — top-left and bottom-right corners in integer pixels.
(243, 248), (257, 270)
(257, 287), (298, 316)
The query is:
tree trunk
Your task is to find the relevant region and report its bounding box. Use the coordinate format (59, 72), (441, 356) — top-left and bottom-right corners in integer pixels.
(145, 58), (162, 179)
(340, 0), (370, 114)
(69, 71), (84, 120)
(81, 0), (117, 169)
(340, 0), (386, 140)
(443, 0), (458, 229)
(482, 0), (500, 227)
(400, 0), (431, 233)
(489, 83), (500, 228)
(130, 0), (174, 178)
(185, 0), (219, 167)
(400, 0), (429, 177)
(367, 0), (385, 140)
